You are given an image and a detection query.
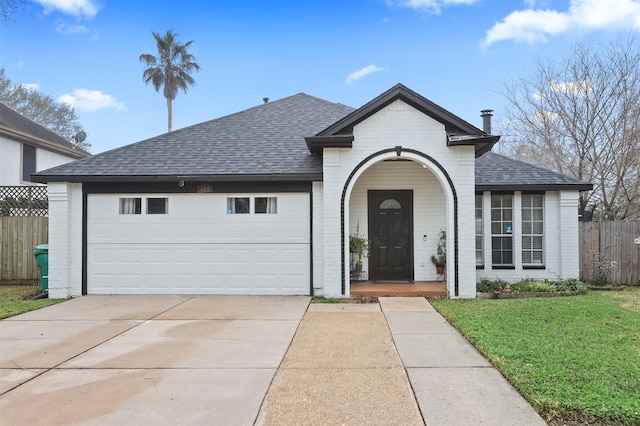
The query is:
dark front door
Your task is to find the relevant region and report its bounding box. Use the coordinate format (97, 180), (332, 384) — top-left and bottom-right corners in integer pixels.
(368, 190), (413, 281)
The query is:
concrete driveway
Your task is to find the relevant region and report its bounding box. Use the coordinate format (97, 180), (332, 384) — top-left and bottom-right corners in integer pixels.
(1, 296), (546, 426)
(0, 295), (309, 426)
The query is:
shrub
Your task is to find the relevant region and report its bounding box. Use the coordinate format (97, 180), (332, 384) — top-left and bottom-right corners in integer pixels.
(513, 279), (556, 293)
(477, 278), (510, 293)
(552, 278), (587, 292)
(477, 278), (587, 295)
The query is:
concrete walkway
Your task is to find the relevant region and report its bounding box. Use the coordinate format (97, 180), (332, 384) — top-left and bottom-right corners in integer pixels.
(1, 296), (546, 425)
(258, 297), (546, 425)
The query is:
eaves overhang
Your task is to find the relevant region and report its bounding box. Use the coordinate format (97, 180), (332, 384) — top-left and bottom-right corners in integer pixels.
(475, 183), (594, 192)
(447, 134), (501, 158)
(0, 126), (90, 159)
(304, 135), (354, 155)
(31, 172), (323, 184)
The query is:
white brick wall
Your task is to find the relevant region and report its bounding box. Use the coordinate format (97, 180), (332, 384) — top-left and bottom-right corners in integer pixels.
(320, 99), (477, 298)
(312, 181), (325, 295)
(47, 182), (83, 298)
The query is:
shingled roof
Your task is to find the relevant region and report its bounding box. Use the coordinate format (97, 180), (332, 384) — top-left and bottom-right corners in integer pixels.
(33, 93), (354, 183)
(32, 88), (592, 191)
(0, 103), (89, 158)
(475, 152), (592, 191)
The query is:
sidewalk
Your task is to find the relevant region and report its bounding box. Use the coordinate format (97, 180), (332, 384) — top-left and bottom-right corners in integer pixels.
(257, 297), (546, 426)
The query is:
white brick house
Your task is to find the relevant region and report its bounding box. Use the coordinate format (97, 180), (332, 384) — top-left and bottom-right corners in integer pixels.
(34, 85), (591, 299)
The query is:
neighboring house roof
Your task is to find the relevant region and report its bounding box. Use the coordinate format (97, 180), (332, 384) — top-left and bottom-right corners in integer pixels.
(306, 84), (499, 157)
(0, 103), (89, 159)
(33, 93), (354, 183)
(476, 152), (593, 191)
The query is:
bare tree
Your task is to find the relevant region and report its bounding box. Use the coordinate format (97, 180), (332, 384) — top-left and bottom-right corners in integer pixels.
(497, 36), (640, 220)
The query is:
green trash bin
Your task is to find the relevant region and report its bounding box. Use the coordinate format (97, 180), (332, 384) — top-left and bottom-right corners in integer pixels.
(33, 244), (49, 293)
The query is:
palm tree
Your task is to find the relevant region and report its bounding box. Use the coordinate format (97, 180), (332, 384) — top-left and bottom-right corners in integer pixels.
(140, 30), (200, 132)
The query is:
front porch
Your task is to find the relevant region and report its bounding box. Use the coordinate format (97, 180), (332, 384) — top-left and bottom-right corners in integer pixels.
(350, 281), (447, 297)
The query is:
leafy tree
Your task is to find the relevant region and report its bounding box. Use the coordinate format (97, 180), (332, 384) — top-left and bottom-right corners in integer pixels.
(0, 68), (91, 151)
(1, 0), (25, 21)
(139, 29), (200, 133)
(497, 37), (640, 220)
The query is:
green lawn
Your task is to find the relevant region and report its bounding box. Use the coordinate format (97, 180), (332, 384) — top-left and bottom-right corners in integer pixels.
(0, 285), (63, 319)
(432, 288), (640, 425)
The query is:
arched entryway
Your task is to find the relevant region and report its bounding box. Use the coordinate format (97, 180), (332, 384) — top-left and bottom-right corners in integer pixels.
(341, 148), (459, 297)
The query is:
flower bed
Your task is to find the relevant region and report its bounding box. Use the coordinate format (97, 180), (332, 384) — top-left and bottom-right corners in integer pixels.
(477, 278), (588, 299)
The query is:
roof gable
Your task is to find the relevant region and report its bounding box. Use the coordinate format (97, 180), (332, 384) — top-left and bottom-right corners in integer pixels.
(307, 83), (499, 156)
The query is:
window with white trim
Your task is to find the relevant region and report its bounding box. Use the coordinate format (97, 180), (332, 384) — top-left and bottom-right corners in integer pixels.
(147, 198), (168, 214)
(227, 197), (250, 214)
(522, 193), (544, 266)
(491, 194), (513, 266)
(475, 194), (483, 267)
(255, 197), (277, 214)
(119, 198), (142, 214)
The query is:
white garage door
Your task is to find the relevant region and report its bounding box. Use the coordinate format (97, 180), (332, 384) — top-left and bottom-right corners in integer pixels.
(87, 193), (310, 295)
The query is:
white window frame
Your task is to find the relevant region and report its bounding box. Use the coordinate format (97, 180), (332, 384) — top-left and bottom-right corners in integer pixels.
(227, 197), (250, 214)
(119, 197), (142, 215)
(147, 197), (168, 215)
(475, 194), (483, 267)
(491, 193), (514, 267)
(254, 196), (277, 214)
(521, 193), (544, 267)
(119, 197), (168, 215)
(227, 196), (278, 214)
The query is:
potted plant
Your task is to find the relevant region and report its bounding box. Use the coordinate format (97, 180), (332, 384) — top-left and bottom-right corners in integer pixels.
(349, 222), (371, 273)
(430, 229), (446, 274)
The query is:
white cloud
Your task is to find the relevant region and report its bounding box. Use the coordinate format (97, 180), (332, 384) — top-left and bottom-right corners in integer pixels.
(388, 0), (478, 14)
(483, 0), (640, 46)
(33, 0), (100, 19)
(58, 89), (126, 112)
(530, 110), (561, 126)
(55, 20), (89, 35)
(345, 65), (384, 85)
(533, 79), (593, 100)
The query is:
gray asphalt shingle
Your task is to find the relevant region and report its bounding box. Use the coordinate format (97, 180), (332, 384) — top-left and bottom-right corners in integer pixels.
(476, 152), (592, 190)
(33, 90), (591, 191)
(34, 93), (354, 181)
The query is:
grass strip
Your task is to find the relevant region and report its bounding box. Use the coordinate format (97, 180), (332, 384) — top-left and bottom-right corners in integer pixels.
(432, 288), (640, 425)
(0, 284), (63, 319)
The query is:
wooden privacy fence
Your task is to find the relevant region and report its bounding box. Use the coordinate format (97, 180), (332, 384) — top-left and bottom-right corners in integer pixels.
(579, 221), (640, 286)
(0, 217), (48, 283)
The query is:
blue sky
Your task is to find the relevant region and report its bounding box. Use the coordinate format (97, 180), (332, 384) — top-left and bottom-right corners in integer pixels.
(2, 0), (640, 154)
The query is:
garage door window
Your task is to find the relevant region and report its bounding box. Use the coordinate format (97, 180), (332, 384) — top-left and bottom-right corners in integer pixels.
(147, 198), (168, 214)
(119, 198), (142, 214)
(255, 197), (277, 214)
(227, 197), (250, 214)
